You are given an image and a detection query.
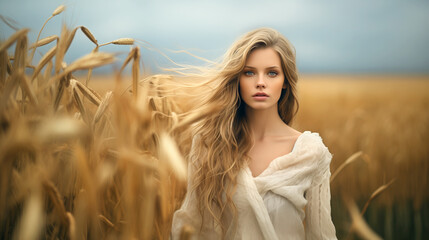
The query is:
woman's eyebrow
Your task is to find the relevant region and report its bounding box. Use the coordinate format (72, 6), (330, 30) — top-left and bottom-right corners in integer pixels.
(243, 66), (256, 69)
(266, 66), (281, 69)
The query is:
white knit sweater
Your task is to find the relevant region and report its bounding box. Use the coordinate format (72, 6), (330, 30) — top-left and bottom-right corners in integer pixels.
(171, 131), (337, 240)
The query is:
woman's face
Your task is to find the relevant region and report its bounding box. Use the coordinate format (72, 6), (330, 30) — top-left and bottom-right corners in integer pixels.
(239, 47), (285, 112)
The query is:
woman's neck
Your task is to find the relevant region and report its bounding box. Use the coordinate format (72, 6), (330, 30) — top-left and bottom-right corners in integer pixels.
(245, 105), (287, 141)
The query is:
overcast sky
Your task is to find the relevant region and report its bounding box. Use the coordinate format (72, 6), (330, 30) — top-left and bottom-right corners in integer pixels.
(1, 0), (428, 73)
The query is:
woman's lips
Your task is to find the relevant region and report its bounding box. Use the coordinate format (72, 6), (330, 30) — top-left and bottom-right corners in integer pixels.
(252, 92), (269, 100)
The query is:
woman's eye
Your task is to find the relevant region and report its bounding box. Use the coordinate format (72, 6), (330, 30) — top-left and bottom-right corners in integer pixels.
(268, 71), (278, 77)
(244, 71), (254, 76)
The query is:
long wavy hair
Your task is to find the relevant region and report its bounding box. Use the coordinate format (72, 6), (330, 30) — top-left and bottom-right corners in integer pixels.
(186, 27), (299, 236)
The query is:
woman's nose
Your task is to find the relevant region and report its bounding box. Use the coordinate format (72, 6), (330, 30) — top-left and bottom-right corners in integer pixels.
(256, 75), (266, 88)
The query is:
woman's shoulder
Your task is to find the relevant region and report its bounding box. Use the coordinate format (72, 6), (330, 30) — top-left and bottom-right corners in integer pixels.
(276, 127), (328, 156)
(297, 131), (332, 166)
(299, 131), (328, 148)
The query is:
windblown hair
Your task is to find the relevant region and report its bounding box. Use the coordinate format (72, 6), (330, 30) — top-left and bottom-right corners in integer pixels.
(188, 27), (299, 236)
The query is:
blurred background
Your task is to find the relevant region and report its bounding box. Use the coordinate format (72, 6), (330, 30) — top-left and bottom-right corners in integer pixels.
(1, 0), (428, 239)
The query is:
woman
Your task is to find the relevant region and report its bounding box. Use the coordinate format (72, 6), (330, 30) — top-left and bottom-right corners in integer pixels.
(171, 28), (337, 240)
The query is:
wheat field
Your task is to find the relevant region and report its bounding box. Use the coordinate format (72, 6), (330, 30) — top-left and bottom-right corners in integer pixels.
(294, 75), (429, 239)
(1, 6), (428, 239)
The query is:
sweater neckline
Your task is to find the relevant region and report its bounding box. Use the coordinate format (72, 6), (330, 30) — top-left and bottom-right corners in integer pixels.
(250, 131), (310, 178)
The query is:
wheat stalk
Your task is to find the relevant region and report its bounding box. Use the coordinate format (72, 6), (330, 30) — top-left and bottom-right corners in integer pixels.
(330, 151), (363, 183)
(31, 45), (57, 81)
(0, 51), (7, 87)
(344, 195), (382, 240)
(50, 52), (115, 85)
(85, 46), (99, 86)
(29, 4), (65, 62)
(71, 80), (88, 123)
(71, 79), (102, 106)
(79, 26), (98, 45)
(18, 74), (38, 105)
(66, 212), (76, 240)
(40, 60), (53, 88)
(0, 70), (20, 111)
(43, 180), (68, 224)
(65, 52), (115, 74)
(98, 214), (114, 228)
(29, 35), (58, 50)
(159, 133), (187, 181)
(0, 12), (194, 239)
(132, 47), (140, 99)
(93, 91), (113, 125)
(0, 28), (30, 53)
(99, 38), (135, 47)
(14, 189), (44, 240)
(361, 179), (396, 216)
(112, 38), (134, 45)
(53, 77), (65, 111)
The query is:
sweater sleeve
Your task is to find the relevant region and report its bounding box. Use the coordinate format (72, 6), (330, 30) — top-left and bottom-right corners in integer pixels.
(304, 167), (337, 240)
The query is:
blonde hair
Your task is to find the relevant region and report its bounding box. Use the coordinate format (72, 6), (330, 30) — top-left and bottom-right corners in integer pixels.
(187, 27), (299, 237)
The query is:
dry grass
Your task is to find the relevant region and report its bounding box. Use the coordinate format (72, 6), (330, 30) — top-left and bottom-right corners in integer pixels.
(295, 75), (429, 204)
(1, 5), (428, 239)
(0, 9), (189, 239)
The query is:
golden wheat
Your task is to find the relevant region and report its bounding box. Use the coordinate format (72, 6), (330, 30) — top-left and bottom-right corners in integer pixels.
(0, 7), (187, 239)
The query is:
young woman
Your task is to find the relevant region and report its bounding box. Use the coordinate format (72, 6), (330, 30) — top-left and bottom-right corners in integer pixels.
(171, 28), (337, 240)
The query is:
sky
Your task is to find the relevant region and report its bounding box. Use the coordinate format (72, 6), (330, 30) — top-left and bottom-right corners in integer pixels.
(1, 0), (429, 73)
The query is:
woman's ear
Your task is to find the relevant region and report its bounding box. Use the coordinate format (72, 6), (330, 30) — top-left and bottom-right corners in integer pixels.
(282, 82), (286, 89)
